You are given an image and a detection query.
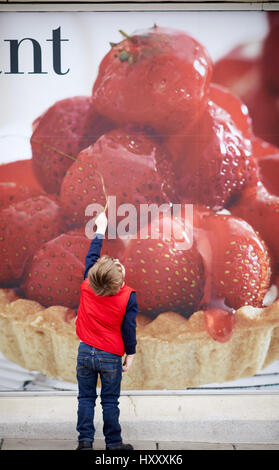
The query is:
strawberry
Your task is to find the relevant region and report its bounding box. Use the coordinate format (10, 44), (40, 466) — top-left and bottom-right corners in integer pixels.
(0, 182), (42, 210)
(122, 213), (205, 316)
(209, 83), (253, 138)
(60, 128), (173, 228)
(230, 181), (279, 269)
(194, 207), (271, 310)
(0, 195), (63, 285)
(31, 96), (114, 194)
(161, 88), (256, 210)
(0, 159), (43, 190)
(21, 230), (126, 308)
(92, 26), (212, 134)
(21, 230), (91, 308)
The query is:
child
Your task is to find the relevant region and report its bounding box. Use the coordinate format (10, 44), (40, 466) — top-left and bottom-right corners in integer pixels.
(75, 212), (138, 451)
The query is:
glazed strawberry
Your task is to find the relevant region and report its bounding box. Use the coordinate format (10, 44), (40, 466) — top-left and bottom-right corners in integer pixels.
(0, 195), (63, 285)
(92, 26), (212, 134)
(21, 230), (127, 308)
(122, 213), (205, 316)
(31, 96), (114, 194)
(21, 230), (91, 308)
(230, 182), (279, 269)
(60, 128), (173, 227)
(162, 90), (255, 210)
(194, 208), (271, 310)
(209, 83), (253, 138)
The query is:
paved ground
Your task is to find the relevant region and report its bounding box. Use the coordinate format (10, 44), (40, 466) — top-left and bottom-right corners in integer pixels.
(1, 439), (279, 450)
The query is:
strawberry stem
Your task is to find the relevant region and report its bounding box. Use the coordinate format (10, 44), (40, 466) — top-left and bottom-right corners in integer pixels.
(119, 29), (132, 41)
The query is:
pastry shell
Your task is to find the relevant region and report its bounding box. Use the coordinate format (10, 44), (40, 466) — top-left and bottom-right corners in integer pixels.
(0, 288), (279, 389)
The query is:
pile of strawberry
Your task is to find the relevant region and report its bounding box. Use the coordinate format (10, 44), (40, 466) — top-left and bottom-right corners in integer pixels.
(1, 24), (279, 343)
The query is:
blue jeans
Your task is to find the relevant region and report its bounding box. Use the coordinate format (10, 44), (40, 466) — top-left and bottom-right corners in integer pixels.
(76, 342), (123, 448)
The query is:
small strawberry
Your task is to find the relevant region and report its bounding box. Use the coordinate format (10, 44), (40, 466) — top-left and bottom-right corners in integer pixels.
(0, 195), (63, 285)
(194, 207), (271, 310)
(230, 181), (279, 269)
(60, 128), (173, 228)
(161, 89), (255, 210)
(92, 26), (212, 134)
(122, 213), (205, 316)
(31, 96), (114, 194)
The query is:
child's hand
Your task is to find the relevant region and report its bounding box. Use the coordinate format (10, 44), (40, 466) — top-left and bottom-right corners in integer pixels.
(95, 211), (108, 235)
(122, 354), (134, 372)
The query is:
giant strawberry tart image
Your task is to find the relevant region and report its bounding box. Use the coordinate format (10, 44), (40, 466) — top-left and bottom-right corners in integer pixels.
(1, 17), (279, 389)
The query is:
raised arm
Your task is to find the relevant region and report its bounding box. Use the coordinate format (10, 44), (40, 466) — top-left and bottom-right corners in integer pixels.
(83, 212), (108, 279)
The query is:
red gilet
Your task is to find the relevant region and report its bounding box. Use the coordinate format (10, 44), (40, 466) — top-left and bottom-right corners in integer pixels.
(76, 278), (135, 356)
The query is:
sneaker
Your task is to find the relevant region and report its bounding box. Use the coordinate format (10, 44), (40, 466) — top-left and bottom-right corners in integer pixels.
(76, 441), (93, 450)
(106, 443), (134, 450)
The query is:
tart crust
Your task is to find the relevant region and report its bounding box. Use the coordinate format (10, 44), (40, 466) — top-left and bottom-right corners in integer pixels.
(0, 288), (279, 389)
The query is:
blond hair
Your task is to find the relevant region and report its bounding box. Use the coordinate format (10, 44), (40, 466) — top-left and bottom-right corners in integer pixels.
(88, 255), (124, 296)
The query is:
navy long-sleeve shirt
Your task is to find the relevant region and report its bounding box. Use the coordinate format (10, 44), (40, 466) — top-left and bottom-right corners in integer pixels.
(83, 234), (137, 355)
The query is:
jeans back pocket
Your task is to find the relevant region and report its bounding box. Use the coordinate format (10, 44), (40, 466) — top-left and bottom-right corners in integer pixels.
(76, 356), (91, 377)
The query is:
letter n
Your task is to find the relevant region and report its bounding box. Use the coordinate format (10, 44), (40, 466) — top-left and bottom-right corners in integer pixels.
(4, 38), (47, 74)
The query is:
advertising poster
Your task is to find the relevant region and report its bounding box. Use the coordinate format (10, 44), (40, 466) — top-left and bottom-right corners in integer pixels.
(0, 7), (279, 393)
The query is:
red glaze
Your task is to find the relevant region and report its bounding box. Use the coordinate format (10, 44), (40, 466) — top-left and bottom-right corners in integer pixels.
(92, 26), (212, 134)
(204, 308), (235, 343)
